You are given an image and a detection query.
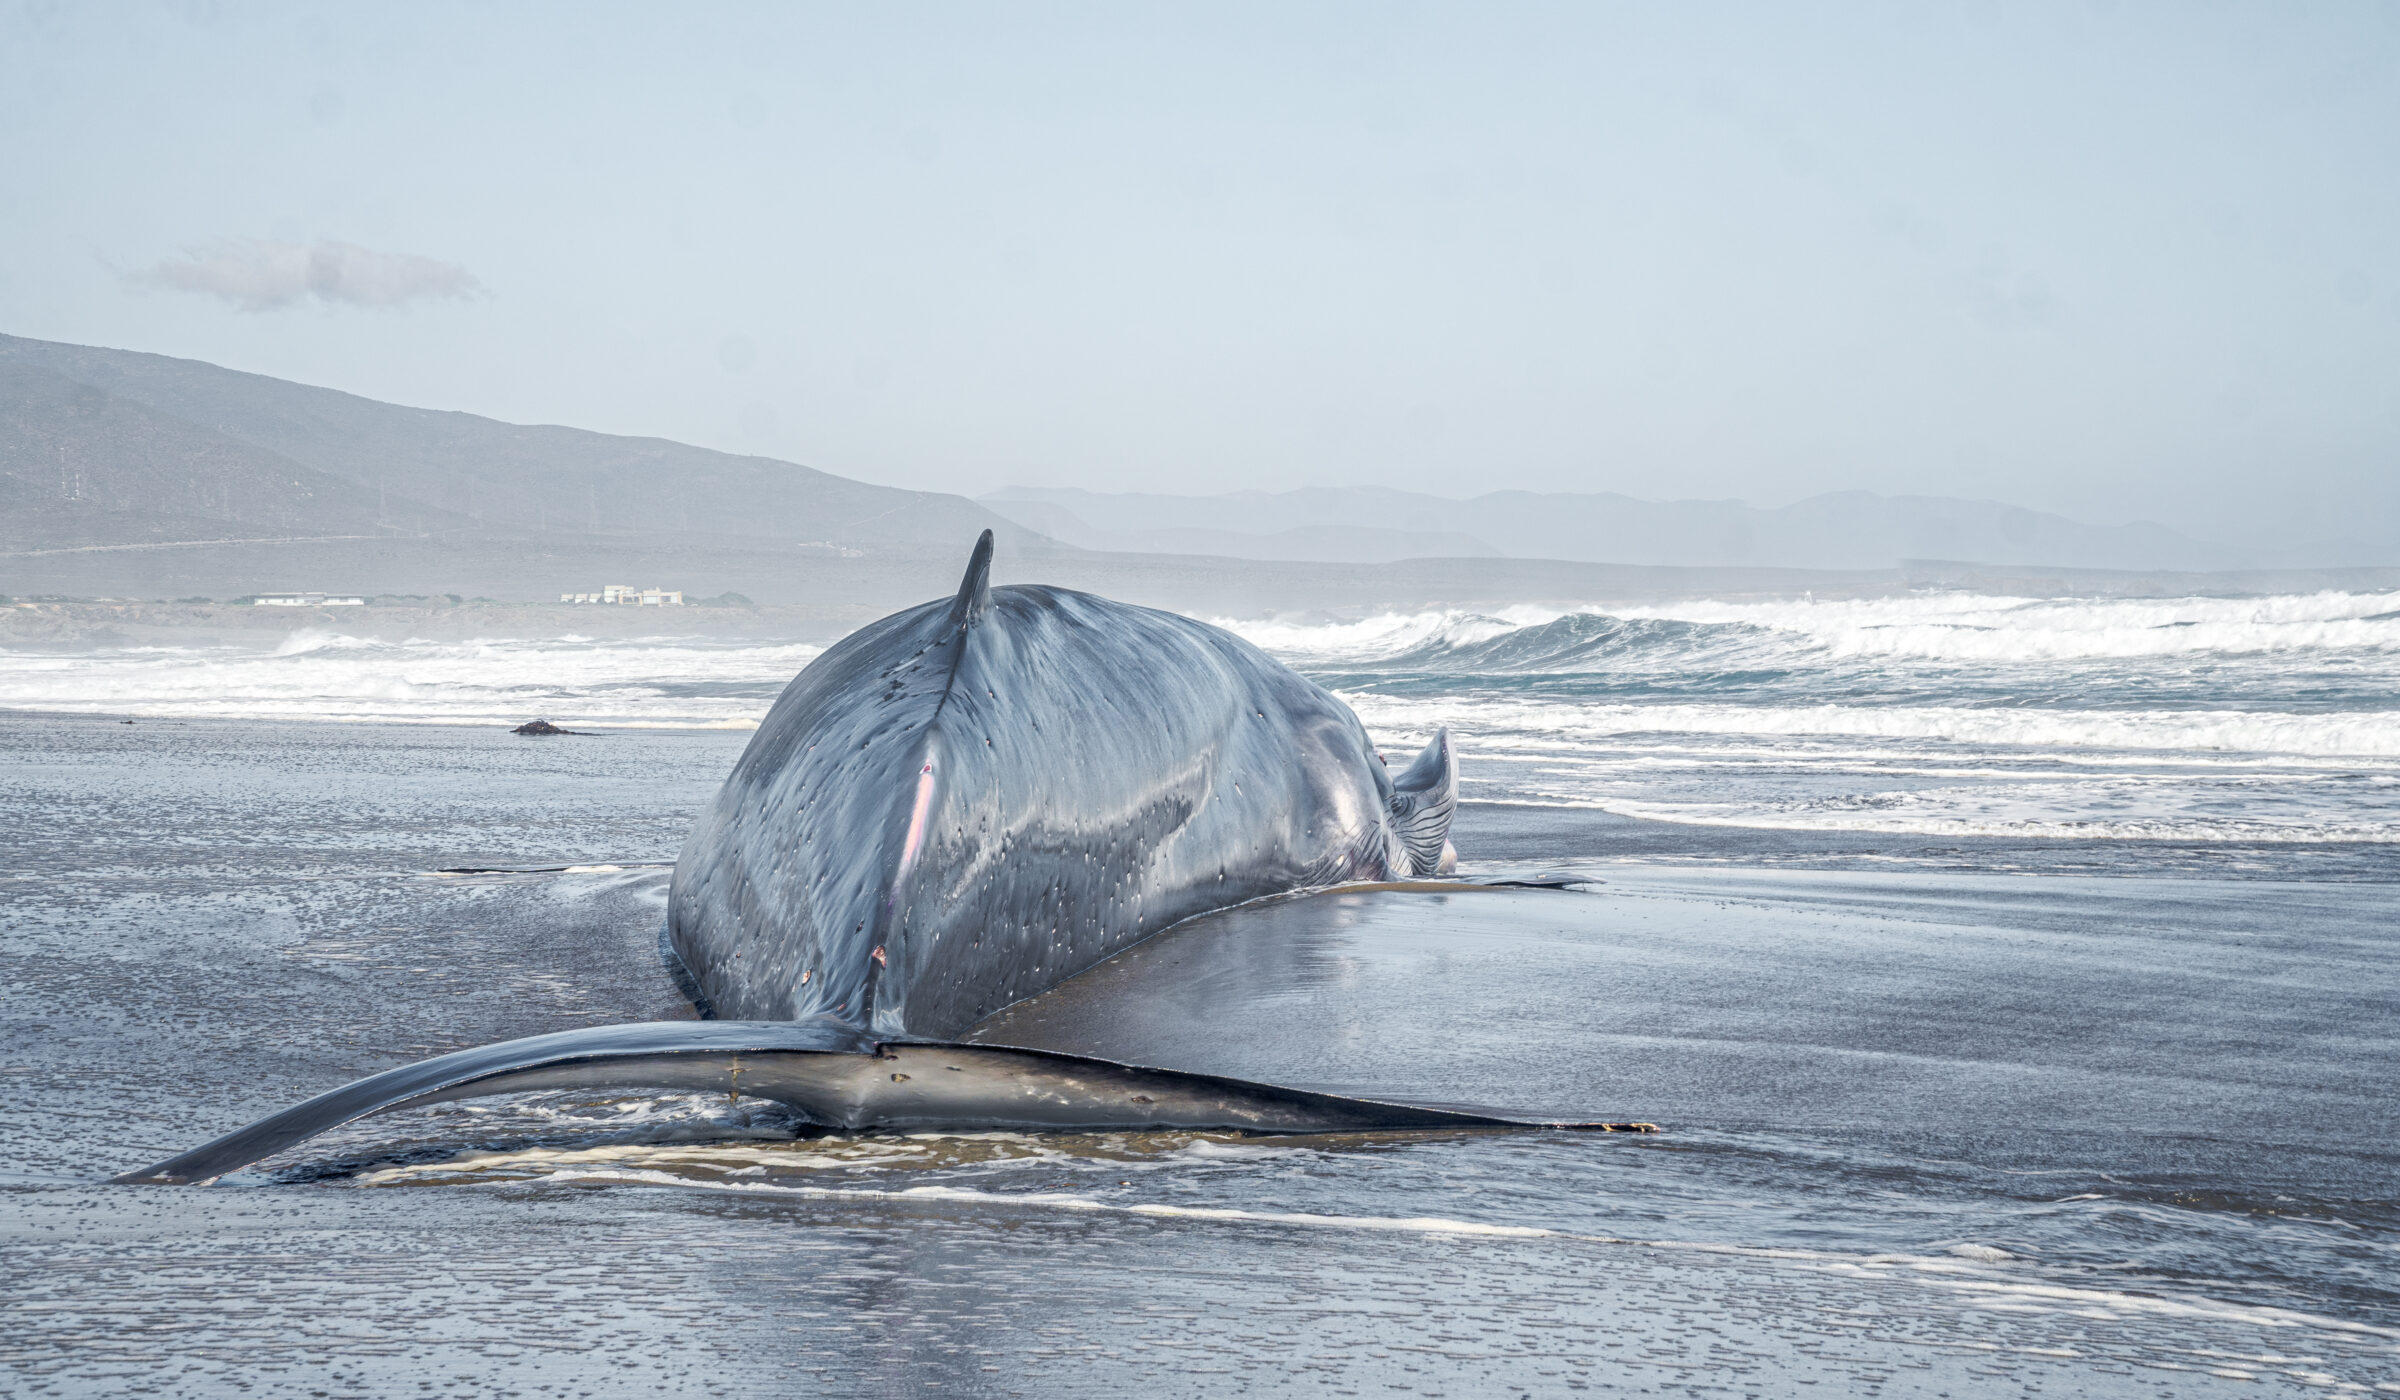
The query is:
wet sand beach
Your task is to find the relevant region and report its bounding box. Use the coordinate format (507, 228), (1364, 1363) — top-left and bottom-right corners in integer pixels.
(3, 710), (2395, 1397)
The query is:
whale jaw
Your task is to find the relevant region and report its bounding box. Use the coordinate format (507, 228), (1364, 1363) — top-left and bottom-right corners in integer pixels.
(109, 1022), (1579, 1186)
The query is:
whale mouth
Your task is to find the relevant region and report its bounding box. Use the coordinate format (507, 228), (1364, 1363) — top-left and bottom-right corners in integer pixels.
(113, 884), (1661, 1187)
(182, 1082), (1569, 1189)
(113, 1027), (1635, 1186)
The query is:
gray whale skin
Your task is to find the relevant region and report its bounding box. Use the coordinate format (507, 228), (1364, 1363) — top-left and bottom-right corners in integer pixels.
(668, 528), (1459, 1037)
(119, 534), (1589, 1187)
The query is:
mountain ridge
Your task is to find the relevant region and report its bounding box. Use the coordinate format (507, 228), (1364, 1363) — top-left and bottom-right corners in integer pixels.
(0, 332), (1052, 558)
(0, 332), (2326, 611)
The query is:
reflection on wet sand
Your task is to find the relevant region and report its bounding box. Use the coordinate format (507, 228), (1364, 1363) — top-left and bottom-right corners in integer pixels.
(4, 713), (2397, 1396)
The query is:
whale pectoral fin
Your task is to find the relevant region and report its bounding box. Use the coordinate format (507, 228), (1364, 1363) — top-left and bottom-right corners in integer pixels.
(1387, 726), (1459, 876)
(948, 529), (994, 629)
(113, 1019), (1611, 1186)
(111, 1019), (871, 1186)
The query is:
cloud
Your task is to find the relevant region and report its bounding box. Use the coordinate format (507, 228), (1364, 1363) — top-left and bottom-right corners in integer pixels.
(125, 239), (484, 311)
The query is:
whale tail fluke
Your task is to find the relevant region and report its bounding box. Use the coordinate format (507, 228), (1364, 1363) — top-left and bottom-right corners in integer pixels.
(1388, 727), (1459, 877)
(110, 1016), (1569, 1186)
(948, 529), (995, 629)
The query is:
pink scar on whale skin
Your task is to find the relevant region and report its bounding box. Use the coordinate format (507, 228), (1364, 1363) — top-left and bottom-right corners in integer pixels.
(898, 760), (937, 879)
(880, 758), (942, 952)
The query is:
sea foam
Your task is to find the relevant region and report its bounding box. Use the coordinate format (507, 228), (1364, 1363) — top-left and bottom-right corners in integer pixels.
(7, 588), (2396, 844)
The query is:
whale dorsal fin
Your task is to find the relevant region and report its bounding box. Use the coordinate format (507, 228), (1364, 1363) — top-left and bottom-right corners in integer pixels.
(947, 529), (994, 629)
(1387, 727), (1458, 877)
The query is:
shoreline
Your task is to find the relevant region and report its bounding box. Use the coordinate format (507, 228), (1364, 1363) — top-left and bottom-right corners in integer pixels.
(10, 552), (2400, 642)
(7, 707), (2393, 882)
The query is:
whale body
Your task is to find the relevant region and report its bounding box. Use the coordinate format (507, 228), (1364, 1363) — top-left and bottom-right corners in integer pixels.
(667, 529), (1457, 1040)
(118, 534), (1628, 1189)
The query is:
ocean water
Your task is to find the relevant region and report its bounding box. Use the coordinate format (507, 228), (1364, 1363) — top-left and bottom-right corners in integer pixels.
(10, 588), (2399, 845)
(3, 582), (2398, 1395)
(0, 628), (815, 729)
(1266, 590), (2400, 846)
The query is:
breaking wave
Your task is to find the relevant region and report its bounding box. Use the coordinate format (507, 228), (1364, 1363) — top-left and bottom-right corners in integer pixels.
(0, 630), (818, 728)
(6, 588), (2397, 843)
(1221, 591), (2400, 844)
(1222, 590), (2400, 671)
(1341, 693), (2400, 760)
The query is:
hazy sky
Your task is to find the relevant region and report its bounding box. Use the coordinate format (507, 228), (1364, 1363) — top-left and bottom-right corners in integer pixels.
(4, 3), (2396, 552)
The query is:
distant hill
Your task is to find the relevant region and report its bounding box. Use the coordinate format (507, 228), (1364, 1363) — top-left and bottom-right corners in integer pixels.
(0, 333), (1052, 560)
(0, 332), (2287, 610)
(982, 485), (2243, 572)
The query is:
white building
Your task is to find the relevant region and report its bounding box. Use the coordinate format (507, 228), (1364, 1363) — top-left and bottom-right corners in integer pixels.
(254, 593), (365, 607)
(560, 585), (683, 606)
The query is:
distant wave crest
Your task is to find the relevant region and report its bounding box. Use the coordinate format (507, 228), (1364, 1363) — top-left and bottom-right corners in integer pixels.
(1223, 590), (2400, 671)
(9, 589), (2398, 845)
(1228, 591), (2400, 844)
(0, 632), (820, 729)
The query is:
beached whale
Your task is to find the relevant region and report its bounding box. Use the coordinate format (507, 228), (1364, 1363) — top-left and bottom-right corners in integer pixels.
(119, 534), (1613, 1186)
(665, 528), (1459, 1038)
